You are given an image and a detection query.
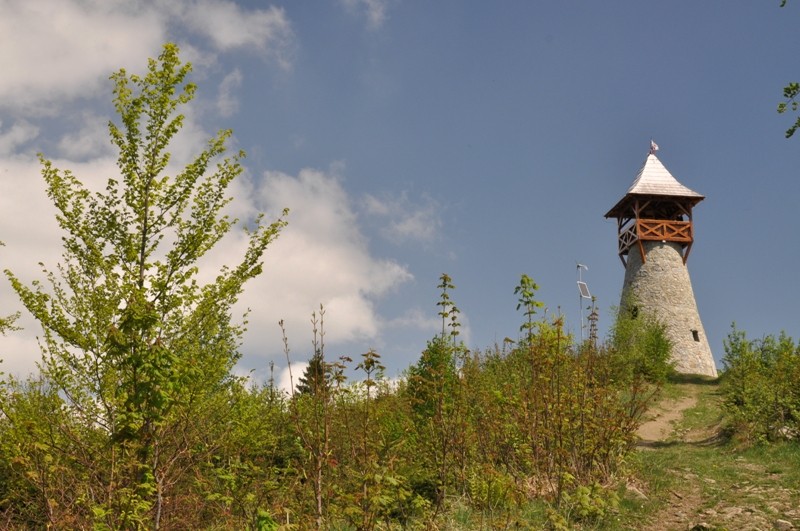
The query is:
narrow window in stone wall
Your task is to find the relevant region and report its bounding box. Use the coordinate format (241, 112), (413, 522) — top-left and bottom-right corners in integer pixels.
(692, 329), (700, 342)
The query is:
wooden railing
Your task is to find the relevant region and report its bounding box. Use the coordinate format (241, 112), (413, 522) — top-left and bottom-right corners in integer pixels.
(636, 219), (692, 242)
(618, 225), (638, 256)
(617, 219), (694, 266)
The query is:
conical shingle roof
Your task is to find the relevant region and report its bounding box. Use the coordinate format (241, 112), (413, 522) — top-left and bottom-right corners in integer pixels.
(626, 153), (703, 198)
(605, 152), (704, 219)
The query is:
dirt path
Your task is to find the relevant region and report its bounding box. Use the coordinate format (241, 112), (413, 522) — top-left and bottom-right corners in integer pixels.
(634, 385), (706, 530)
(635, 383), (800, 531)
(636, 388), (699, 445)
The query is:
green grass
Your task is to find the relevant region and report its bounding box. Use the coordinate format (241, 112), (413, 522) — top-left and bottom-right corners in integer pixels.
(617, 380), (800, 529)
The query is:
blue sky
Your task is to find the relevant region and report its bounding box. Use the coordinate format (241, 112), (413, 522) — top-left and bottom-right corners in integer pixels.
(1, 1), (799, 385)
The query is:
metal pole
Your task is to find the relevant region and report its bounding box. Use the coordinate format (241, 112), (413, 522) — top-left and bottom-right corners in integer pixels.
(577, 264), (588, 342)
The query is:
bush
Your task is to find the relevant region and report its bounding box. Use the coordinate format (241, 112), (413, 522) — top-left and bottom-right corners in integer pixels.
(609, 303), (675, 385)
(1, 270), (669, 528)
(720, 325), (800, 443)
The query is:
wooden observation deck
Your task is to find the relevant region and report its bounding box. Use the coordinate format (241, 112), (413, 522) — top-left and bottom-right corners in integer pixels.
(605, 151), (704, 267)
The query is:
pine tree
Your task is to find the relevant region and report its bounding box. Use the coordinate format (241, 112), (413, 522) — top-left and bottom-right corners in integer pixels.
(297, 350), (328, 395)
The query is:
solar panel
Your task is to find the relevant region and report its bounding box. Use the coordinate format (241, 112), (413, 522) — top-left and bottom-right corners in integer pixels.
(577, 281), (591, 299)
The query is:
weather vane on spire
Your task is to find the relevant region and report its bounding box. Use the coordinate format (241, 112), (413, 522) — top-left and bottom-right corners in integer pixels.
(649, 139), (659, 154)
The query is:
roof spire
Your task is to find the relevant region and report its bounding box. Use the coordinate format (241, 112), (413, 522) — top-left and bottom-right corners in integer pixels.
(649, 139), (659, 154)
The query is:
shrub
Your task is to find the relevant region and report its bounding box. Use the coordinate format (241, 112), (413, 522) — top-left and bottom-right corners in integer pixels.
(721, 325), (800, 443)
(609, 303), (675, 385)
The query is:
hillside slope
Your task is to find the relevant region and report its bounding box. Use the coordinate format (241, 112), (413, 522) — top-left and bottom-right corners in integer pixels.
(631, 380), (800, 531)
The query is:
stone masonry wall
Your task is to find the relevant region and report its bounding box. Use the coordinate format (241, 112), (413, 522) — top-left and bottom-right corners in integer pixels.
(621, 241), (718, 377)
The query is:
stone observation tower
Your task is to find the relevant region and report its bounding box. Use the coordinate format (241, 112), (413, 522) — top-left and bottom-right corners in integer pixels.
(605, 142), (717, 377)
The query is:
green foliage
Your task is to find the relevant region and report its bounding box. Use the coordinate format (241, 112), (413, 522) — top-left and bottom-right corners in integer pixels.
(514, 273), (544, 342)
(778, 1), (800, 137)
(778, 81), (800, 138)
(407, 336), (457, 417)
(285, 308), (333, 528)
(720, 325), (800, 443)
(557, 473), (619, 524)
(296, 306), (331, 397)
(436, 273), (461, 344)
(466, 466), (516, 517)
(610, 300), (675, 384)
(400, 275), (659, 527)
(255, 509), (279, 531)
(0, 376), (90, 528)
(2, 184), (669, 529)
(297, 351), (329, 396)
(1, 43), (286, 528)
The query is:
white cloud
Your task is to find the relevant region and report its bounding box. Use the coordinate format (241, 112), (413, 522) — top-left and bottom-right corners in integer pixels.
(0, 1), (166, 113)
(277, 362), (308, 395)
(389, 209), (439, 243)
(0, 154), (119, 376)
(168, 1), (294, 68)
(0, 0), (294, 113)
(0, 121), (39, 156)
(217, 69), (243, 117)
(57, 112), (115, 160)
(393, 307), (472, 347)
(341, 0), (392, 30)
(227, 168), (412, 359)
(0, 156), (66, 265)
(363, 192), (442, 245)
(0, 333), (42, 376)
(0, 1), (413, 377)
(363, 194), (391, 215)
(0, 156), (414, 376)
(386, 307), (440, 333)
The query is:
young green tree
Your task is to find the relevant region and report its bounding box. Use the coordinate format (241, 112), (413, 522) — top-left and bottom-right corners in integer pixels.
(406, 274), (468, 514)
(2, 43), (286, 529)
(609, 299), (674, 384)
(721, 325), (800, 443)
(514, 273), (544, 345)
(436, 273), (461, 344)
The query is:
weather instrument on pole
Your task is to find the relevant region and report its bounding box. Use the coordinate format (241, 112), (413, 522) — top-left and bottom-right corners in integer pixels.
(576, 264), (590, 341)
